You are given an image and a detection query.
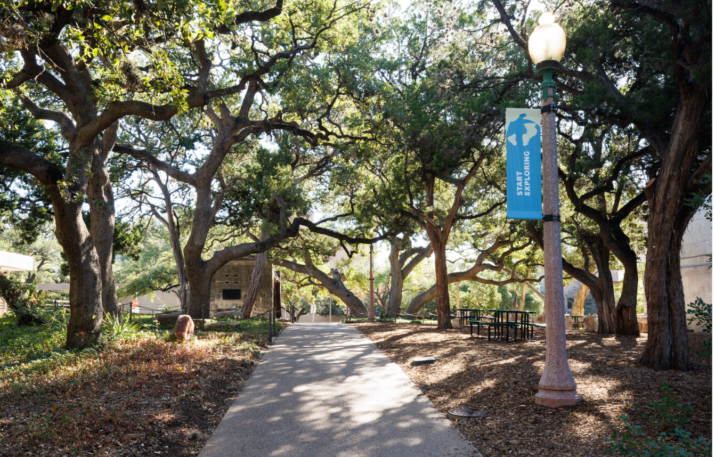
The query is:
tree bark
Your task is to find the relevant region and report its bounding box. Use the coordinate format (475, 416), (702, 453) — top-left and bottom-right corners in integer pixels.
(387, 237), (404, 318)
(89, 129), (120, 316)
(425, 229), (452, 329)
(56, 199), (104, 348)
(615, 259), (640, 335)
(518, 273), (529, 311)
(572, 282), (588, 316)
(639, 85), (707, 371)
(589, 237), (618, 334)
(242, 229), (269, 318)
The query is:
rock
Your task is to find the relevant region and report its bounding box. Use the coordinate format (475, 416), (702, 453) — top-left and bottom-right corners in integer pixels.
(174, 315), (194, 341)
(564, 314), (574, 329)
(213, 310), (241, 318)
(584, 314), (598, 333)
(533, 314), (546, 324)
(451, 318), (461, 328)
(192, 319), (215, 327)
(226, 385), (239, 391)
(411, 357), (436, 366)
(187, 432), (200, 441)
(156, 311), (182, 325)
(207, 321), (241, 330)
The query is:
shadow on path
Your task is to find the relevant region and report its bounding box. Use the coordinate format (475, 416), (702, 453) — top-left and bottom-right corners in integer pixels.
(200, 323), (479, 457)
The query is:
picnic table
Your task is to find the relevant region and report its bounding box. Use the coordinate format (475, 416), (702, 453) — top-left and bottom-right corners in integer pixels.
(455, 308), (489, 327)
(468, 309), (537, 342)
(571, 315), (584, 330)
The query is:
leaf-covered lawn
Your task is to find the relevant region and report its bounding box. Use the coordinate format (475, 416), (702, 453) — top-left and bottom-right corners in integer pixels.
(0, 312), (284, 456)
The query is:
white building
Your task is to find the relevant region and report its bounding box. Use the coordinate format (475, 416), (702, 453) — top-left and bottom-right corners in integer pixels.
(0, 250), (34, 316)
(681, 208), (712, 308)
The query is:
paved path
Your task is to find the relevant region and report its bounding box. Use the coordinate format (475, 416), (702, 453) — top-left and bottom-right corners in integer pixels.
(200, 323), (479, 457)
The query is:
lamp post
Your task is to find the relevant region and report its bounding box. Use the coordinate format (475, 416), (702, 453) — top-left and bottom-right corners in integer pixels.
(528, 12), (582, 407)
(368, 243), (375, 322)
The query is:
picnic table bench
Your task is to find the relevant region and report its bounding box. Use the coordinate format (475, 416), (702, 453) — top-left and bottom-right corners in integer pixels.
(468, 320), (520, 342)
(571, 315), (584, 330)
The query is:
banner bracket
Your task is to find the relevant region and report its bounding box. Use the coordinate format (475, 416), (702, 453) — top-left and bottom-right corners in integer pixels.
(543, 214), (560, 222)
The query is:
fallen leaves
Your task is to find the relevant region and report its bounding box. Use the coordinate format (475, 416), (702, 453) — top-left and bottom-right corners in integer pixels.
(0, 324), (287, 456)
(354, 323), (712, 457)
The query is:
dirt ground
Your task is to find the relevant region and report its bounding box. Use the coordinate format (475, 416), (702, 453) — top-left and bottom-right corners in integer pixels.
(353, 323), (712, 457)
(0, 323), (288, 457)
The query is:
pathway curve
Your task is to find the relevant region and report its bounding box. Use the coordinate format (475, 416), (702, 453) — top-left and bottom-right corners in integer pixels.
(200, 322), (479, 457)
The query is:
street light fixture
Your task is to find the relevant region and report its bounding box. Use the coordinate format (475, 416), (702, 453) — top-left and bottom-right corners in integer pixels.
(528, 12), (582, 408)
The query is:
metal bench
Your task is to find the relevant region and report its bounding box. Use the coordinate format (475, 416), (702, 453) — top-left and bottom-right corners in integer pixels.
(468, 320), (520, 341)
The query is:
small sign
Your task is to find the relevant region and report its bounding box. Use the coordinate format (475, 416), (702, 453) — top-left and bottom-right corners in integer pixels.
(506, 108), (542, 220)
(310, 304), (316, 314)
(131, 299), (138, 308)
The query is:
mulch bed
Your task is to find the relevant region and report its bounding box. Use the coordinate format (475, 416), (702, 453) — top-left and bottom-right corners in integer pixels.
(353, 323), (712, 457)
(0, 324), (287, 457)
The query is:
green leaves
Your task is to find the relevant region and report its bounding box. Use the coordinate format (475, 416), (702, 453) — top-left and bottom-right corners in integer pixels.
(607, 385), (711, 456)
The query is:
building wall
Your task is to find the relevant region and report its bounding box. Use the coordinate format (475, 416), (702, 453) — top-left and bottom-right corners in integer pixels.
(210, 258), (274, 316)
(681, 208), (712, 310)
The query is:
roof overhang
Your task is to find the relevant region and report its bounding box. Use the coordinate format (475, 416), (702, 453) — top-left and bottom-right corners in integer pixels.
(0, 251), (33, 273)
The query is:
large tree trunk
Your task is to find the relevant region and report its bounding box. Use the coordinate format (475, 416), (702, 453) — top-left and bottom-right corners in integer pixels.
(242, 229), (269, 318)
(88, 132), (119, 316)
(427, 231), (452, 329)
(572, 282), (588, 316)
(639, 87), (705, 370)
(184, 179), (216, 319)
(55, 200), (105, 348)
(615, 260), (640, 335)
(387, 237), (403, 318)
(185, 265), (212, 319)
(591, 239), (618, 334)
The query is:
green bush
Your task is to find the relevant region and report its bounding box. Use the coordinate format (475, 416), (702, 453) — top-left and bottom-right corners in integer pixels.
(103, 314), (143, 341)
(608, 383), (711, 456)
(688, 298), (712, 356)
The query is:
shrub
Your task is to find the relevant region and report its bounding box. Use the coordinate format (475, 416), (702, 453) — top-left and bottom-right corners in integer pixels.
(688, 298), (712, 356)
(608, 383), (711, 456)
(103, 314), (143, 341)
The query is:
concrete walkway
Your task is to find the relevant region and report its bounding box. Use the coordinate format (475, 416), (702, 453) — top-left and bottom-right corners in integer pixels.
(200, 323), (479, 457)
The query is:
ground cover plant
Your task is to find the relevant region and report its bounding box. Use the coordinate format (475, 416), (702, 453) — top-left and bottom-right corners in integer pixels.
(0, 312), (284, 456)
(354, 323), (712, 457)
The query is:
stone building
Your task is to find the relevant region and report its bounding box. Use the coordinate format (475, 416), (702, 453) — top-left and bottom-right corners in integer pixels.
(210, 256), (274, 316)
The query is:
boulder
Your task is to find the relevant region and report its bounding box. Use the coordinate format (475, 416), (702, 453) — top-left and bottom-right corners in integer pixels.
(192, 318), (215, 327)
(451, 318), (462, 328)
(533, 314), (546, 324)
(156, 311), (182, 325)
(564, 314), (574, 329)
(213, 310), (241, 319)
(174, 315), (195, 341)
(207, 321), (241, 330)
(584, 314), (598, 333)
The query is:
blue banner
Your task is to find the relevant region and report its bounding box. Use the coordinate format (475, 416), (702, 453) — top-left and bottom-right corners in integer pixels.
(506, 108), (542, 220)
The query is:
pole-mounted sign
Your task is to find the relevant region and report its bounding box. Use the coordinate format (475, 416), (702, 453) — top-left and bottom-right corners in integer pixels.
(505, 108), (542, 220)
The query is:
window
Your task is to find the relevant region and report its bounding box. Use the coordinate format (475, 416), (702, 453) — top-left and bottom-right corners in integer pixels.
(223, 289), (241, 300)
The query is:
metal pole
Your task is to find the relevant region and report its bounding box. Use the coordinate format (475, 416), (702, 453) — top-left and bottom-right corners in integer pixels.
(367, 244), (375, 322)
(329, 295), (332, 323)
(534, 61), (581, 407)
